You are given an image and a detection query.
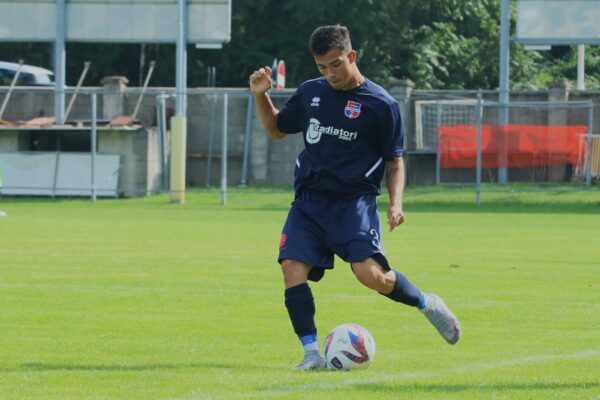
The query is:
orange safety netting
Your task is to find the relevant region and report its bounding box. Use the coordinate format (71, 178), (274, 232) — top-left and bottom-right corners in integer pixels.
(439, 125), (588, 169)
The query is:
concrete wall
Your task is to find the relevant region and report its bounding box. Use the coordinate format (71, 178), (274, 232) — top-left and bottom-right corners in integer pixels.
(97, 127), (162, 197)
(0, 126), (162, 197)
(185, 91), (248, 187)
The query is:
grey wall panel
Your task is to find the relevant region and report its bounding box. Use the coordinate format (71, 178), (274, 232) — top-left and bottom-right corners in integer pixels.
(188, 2), (230, 43)
(0, 0), (230, 43)
(0, 152), (56, 195)
(106, 3), (131, 40)
(0, 152), (120, 197)
(55, 153), (120, 196)
(517, 0), (600, 44)
(0, 2), (55, 41)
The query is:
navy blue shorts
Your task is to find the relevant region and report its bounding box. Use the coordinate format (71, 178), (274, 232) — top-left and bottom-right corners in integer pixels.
(278, 191), (390, 282)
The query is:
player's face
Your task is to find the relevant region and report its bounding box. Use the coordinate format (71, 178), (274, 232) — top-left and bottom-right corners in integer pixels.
(314, 48), (358, 91)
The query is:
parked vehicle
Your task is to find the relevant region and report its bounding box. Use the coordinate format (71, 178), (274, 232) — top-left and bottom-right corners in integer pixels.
(0, 61), (54, 86)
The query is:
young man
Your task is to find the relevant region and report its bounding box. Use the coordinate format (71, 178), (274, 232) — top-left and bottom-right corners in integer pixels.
(249, 25), (461, 370)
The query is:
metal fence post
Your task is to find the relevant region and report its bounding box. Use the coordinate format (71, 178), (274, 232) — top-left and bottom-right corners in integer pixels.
(156, 93), (171, 192)
(240, 94), (253, 186)
(435, 102), (442, 185)
(206, 93), (217, 187)
(221, 93), (228, 205)
(586, 100), (594, 186)
(91, 92), (97, 202)
(155, 93), (164, 190)
(476, 92), (483, 205)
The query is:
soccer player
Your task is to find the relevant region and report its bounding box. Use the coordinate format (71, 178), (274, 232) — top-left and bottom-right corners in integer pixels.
(249, 25), (461, 370)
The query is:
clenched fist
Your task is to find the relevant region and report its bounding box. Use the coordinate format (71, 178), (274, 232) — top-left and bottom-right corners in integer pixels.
(249, 66), (273, 95)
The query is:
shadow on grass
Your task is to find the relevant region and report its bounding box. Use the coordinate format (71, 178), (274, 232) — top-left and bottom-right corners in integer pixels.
(384, 194), (600, 215)
(3, 361), (277, 373)
(233, 187), (600, 214)
(247, 199), (600, 214)
(353, 381), (600, 393)
(0, 197), (80, 205)
(1, 186), (599, 214)
(398, 201), (600, 215)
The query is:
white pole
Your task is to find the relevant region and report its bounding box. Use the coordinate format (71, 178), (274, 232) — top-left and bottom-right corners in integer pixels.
(170, 0), (187, 204)
(176, 0), (187, 116)
(54, 0), (66, 124)
(498, 0), (510, 185)
(577, 45), (585, 91)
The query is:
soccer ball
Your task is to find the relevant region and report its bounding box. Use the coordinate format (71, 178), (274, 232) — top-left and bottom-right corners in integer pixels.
(324, 323), (376, 370)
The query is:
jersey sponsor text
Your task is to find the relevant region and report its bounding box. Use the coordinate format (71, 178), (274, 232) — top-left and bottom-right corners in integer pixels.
(306, 118), (358, 144)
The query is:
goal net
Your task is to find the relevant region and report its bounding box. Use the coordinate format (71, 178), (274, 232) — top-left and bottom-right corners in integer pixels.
(414, 99), (594, 185)
(414, 99), (478, 151)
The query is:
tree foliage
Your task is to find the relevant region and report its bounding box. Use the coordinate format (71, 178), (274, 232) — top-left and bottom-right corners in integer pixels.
(0, 0), (598, 90)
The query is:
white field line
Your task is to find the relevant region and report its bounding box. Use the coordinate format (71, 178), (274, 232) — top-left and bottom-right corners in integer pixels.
(181, 349), (600, 400)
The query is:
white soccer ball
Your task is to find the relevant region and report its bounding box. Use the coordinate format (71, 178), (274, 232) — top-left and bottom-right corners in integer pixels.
(324, 323), (376, 370)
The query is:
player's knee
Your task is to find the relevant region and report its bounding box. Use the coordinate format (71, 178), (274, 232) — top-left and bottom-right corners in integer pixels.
(352, 264), (382, 291)
(281, 259), (310, 288)
(354, 267), (378, 289)
(281, 259), (300, 274)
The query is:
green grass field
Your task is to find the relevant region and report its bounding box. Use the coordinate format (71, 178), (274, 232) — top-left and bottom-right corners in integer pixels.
(1, 187), (599, 399)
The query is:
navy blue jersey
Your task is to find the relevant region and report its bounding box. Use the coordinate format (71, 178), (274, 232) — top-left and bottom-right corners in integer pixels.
(276, 77), (403, 197)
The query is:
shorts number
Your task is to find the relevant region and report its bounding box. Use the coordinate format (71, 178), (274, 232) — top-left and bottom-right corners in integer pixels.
(369, 228), (380, 248)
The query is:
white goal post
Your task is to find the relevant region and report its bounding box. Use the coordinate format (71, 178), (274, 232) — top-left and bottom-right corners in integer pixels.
(414, 99), (478, 150)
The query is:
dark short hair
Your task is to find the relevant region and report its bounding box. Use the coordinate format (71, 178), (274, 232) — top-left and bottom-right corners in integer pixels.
(309, 25), (351, 55)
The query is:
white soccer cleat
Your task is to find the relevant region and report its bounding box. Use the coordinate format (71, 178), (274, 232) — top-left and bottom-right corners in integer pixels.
(294, 351), (326, 370)
(420, 293), (461, 345)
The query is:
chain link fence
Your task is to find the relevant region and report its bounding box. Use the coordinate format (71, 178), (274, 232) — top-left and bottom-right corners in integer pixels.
(413, 95), (596, 203)
(1, 85), (599, 203)
(0, 87), (303, 201)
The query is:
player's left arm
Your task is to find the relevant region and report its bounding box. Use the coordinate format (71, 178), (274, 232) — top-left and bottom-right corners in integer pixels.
(385, 156), (405, 232)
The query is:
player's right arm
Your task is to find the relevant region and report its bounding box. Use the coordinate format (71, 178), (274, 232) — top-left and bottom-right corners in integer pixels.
(249, 66), (285, 140)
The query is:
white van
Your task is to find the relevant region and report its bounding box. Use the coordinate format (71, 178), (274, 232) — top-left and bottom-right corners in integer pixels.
(0, 61), (54, 86)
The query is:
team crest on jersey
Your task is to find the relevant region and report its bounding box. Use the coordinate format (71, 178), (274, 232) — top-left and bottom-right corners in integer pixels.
(344, 101), (362, 119)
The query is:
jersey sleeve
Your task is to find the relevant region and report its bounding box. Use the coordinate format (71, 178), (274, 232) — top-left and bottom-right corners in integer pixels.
(276, 89), (305, 134)
(379, 100), (404, 160)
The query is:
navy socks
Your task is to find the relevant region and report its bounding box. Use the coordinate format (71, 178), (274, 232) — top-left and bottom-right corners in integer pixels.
(284, 283), (317, 337)
(380, 269), (422, 307)
(285, 274), (420, 353)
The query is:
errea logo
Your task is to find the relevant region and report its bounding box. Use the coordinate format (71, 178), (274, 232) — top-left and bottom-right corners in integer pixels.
(310, 97), (321, 107)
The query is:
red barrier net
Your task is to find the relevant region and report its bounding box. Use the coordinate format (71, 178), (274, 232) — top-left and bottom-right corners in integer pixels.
(439, 125), (588, 169)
